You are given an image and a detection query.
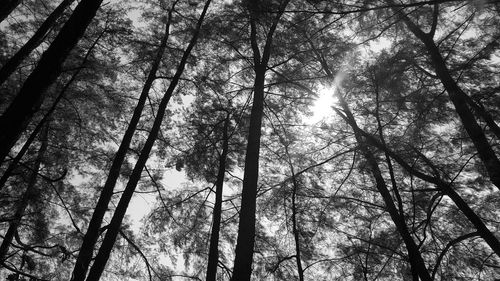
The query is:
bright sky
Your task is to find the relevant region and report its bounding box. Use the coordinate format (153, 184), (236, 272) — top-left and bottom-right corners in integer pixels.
(307, 84), (338, 124)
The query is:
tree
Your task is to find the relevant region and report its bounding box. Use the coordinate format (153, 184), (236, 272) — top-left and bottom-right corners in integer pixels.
(386, 0), (500, 190)
(69, 3), (177, 279)
(0, 0), (76, 86)
(0, 0), (104, 164)
(82, 1), (212, 279)
(1, 0), (499, 280)
(0, 0), (22, 23)
(231, 1), (291, 279)
(0, 123), (48, 262)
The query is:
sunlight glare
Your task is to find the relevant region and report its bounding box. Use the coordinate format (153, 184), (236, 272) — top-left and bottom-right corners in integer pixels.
(307, 68), (348, 124)
(307, 84), (338, 124)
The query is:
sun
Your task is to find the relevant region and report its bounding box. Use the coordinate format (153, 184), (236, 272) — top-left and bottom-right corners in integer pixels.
(307, 84), (339, 124)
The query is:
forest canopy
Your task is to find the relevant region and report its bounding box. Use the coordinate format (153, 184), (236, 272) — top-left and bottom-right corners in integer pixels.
(0, 0), (499, 280)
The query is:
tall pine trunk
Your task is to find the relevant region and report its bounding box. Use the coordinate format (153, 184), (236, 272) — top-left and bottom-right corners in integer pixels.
(83, 2), (211, 279)
(0, 0), (103, 165)
(206, 114), (230, 281)
(0, 123), (48, 262)
(69, 7), (175, 280)
(231, 2), (289, 280)
(0, 0), (22, 23)
(231, 65), (265, 281)
(0, 0), (75, 86)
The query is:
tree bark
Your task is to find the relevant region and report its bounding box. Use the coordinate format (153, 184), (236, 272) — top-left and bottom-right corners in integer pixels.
(0, 0), (75, 86)
(206, 114), (230, 281)
(0, 0), (103, 165)
(0, 0), (22, 23)
(83, 1), (211, 280)
(69, 6), (175, 280)
(0, 123), (48, 262)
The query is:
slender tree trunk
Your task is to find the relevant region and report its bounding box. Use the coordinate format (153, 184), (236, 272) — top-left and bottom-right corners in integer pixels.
(0, 0), (75, 86)
(206, 114), (230, 281)
(69, 7), (175, 280)
(231, 2), (289, 280)
(0, 0), (22, 23)
(290, 174), (304, 281)
(392, 3), (500, 190)
(0, 26), (104, 192)
(0, 0), (103, 165)
(83, 2), (211, 280)
(279, 120), (305, 281)
(336, 96), (432, 281)
(0, 123), (48, 262)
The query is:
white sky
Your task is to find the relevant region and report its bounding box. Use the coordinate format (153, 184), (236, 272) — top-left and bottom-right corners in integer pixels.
(307, 84), (338, 124)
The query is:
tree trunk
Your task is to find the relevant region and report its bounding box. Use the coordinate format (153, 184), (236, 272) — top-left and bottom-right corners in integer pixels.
(83, 2), (211, 280)
(422, 38), (500, 190)
(392, 3), (500, 190)
(311, 38), (432, 279)
(0, 0), (22, 23)
(0, 0), (103, 165)
(231, 64), (266, 281)
(231, 2), (289, 280)
(0, 0), (75, 86)
(462, 94), (500, 140)
(0, 26), (104, 192)
(280, 122), (305, 281)
(69, 7), (175, 281)
(356, 128), (500, 257)
(336, 96), (432, 281)
(206, 114), (230, 281)
(0, 123), (48, 262)
(291, 175), (304, 281)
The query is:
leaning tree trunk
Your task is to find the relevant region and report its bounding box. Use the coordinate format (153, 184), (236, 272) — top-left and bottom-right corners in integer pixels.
(356, 127), (500, 257)
(0, 123), (48, 262)
(390, 2), (500, 190)
(0, 0), (103, 165)
(69, 5), (176, 280)
(206, 114), (230, 281)
(309, 41), (432, 280)
(0, 0), (22, 23)
(336, 96), (433, 281)
(83, 1), (211, 280)
(0, 0), (75, 86)
(0, 26), (104, 193)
